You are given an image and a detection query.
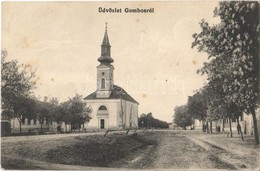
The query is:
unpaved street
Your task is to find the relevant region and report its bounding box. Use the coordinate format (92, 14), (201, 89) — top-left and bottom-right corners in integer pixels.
(1, 130), (259, 170)
(144, 131), (236, 169)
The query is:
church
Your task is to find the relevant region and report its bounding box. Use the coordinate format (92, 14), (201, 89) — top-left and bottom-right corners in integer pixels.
(84, 25), (139, 130)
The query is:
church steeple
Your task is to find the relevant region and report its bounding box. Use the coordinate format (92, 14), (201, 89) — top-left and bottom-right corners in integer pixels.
(96, 23), (114, 98)
(98, 23), (114, 64)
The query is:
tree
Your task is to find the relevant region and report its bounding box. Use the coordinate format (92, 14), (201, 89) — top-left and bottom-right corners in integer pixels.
(60, 101), (70, 132)
(138, 114), (147, 128)
(187, 90), (208, 131)
(146, 113), (153, 129)
(13, 97), (36, 133)
(79, 107), (92, 130)
(199, 81), (245, 139)
(138, 113), (169, 129)
(53, 102), (67, 132)
(65, 94), (92, 132)
(204, 81), (227, 134)
(192, 2), (259, 144)
(48, 97), (59, 131)
(35, 100), (52, 132)
(1, 50), (37, 133)
(173, 105), (193, 130)
(54, 104), (65, 125)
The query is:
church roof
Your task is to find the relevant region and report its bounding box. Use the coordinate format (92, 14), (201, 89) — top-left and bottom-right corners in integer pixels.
(102, 30), (110, 46)
(84, 85), (139, 104)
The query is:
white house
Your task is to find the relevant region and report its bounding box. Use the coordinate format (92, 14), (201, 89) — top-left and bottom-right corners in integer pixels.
(194, 109), (260, 135)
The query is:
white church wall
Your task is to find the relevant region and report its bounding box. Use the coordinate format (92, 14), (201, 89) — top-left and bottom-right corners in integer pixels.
(118, 100), (138, 129)
(85, 99), (121, 130)
(85, 99), (138, 130)
(132, 104), (139, 128)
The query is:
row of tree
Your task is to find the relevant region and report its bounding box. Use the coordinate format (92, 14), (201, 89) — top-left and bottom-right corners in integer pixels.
(1, 50), (92, 133)
(173, 105), (194, 130)
(174, 2), (259, 144)
(138, 113), (169, 129)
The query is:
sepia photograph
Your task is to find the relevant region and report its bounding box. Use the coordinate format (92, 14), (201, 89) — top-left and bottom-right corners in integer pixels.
(1, 1), (260, 170)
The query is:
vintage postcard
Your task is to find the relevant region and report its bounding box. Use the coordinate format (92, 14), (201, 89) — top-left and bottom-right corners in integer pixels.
(1, 1), (260, 170)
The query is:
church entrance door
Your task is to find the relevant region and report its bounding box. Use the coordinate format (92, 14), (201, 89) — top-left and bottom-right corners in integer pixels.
(100, 119), (105, 129)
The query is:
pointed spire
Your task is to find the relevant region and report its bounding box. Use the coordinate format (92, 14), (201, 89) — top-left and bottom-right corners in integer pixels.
(98, 22), (114, 64)
(102, 22), (110, 46)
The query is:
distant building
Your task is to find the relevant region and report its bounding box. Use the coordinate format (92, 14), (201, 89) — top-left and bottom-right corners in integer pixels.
(10, 115), (58, 133)
(194, 110), (260, 135)
(194, 119), (203, 130)
(168, 122), (173, 129)
(84, 25), (139, 130)
(169, 122), (179, 130)
(8, 98), (63, 133)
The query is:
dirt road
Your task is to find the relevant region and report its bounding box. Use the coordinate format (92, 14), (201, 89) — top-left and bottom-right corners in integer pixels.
(1, 130), (259, 170)
(123, 130), (238, 169)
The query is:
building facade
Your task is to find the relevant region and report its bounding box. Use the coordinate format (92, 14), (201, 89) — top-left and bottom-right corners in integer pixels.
(84, 26), (139, 130)
(7, 98), (71, 134)
(194, 110), (260, 135)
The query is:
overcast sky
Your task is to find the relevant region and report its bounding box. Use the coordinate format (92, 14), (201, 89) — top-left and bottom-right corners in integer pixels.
(2, 1), (220, 122)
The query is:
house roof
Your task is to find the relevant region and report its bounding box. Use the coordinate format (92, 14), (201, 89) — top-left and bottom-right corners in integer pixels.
(84, 85), (139, 104)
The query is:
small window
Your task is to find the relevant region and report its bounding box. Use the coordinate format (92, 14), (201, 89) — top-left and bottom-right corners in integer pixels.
(98, 105), (107, 110)
(33, 118), (37, 125)
(101, 78), (105, 89)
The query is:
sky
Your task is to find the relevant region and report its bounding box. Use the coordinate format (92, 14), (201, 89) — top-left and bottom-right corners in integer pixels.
(2, 1), (220, 122)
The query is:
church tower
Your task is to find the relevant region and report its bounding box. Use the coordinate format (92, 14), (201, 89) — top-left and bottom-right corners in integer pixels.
(96, 23), (114, 98)
(84, 23), (139, 130)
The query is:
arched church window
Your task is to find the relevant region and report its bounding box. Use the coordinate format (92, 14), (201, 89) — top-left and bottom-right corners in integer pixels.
(101, 78), (105, 89)
(98, 105), (107, 110)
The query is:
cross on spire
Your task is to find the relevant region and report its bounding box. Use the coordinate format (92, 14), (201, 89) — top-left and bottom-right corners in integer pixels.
(105, 22), (107, 32)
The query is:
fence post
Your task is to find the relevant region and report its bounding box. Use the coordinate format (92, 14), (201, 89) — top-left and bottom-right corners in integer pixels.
(104, 130), (109, 137)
